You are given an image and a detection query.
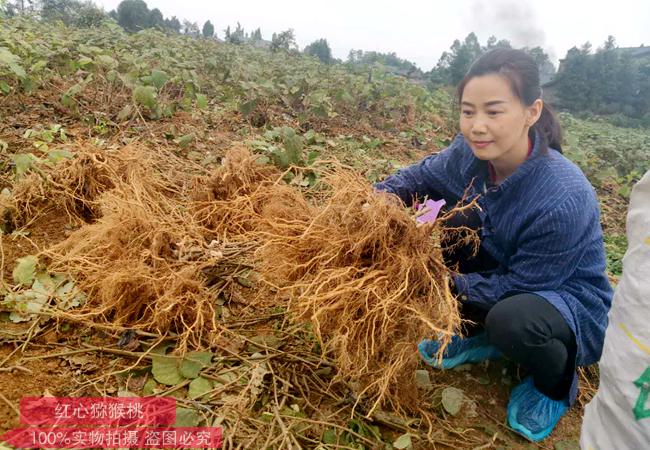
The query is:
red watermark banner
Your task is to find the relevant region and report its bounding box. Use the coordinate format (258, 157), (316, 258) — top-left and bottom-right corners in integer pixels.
(1, 427), (222, 448)
(19, 397), (176, 426)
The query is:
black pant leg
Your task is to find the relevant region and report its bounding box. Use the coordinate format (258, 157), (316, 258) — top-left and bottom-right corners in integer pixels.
(484, 293), (577, 400)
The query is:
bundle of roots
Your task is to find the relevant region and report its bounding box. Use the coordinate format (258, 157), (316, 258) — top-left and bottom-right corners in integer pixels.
(25, 142), (464, 414)
(42, 145), (278, 350)
(253, 168), (461, 415)
(12, 145), (166, 224)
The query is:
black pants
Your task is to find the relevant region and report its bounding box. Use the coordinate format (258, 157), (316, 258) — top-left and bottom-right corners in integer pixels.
(442, 208), (577, 400)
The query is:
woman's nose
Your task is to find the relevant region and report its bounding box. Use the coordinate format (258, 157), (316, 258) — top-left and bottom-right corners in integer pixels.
(472, 120), (488, 134)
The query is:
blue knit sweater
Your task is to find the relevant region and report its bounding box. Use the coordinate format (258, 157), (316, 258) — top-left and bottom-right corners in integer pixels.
(374, 130), (613, 378)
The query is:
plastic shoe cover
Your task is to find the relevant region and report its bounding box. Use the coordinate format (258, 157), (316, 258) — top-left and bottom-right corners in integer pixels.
(507, 376), (569, 442)
(417, 332), (502, 369)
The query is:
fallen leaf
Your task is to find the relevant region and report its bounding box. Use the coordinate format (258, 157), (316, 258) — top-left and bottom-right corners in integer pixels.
(189, 377), (213, 400)
(12, 255), (38, 285)
(415, 369), (431, 389)
(142, 378), (157, 396)
(175, 407), (200, 427)
(393, 433), (412, 449)
(441, 387), (464, 416)
(180, 351), (213, 379)
(151, 354), (184, 386)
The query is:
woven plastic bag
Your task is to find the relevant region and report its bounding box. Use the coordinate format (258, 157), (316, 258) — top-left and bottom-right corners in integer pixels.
(580, 170), (650, 449)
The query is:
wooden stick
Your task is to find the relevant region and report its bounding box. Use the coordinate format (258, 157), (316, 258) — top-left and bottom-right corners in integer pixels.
(0, 392), (19, 416)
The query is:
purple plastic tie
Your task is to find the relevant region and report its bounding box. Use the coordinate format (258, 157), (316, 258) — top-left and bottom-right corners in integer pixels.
(416, 199), (446, 224)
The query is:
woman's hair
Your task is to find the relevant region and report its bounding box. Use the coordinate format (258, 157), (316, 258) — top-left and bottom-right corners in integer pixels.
(456, 48), (563, 153)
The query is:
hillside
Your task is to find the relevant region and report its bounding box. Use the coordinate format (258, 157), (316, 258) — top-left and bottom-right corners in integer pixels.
(0, 17), (649, 450)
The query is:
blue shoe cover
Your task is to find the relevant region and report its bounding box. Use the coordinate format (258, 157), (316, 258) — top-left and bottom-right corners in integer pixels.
(507, 376), (569, 442)
(417, 332), (502, 369)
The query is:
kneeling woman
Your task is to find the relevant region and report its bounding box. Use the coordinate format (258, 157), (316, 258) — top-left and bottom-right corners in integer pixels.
(374, 48), (613, 442)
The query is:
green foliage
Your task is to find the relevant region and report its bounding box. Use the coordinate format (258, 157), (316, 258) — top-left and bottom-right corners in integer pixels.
(224, 22), (245, 44)
(0, 17), (442, 130)
(133, 85), (157, 109)
(250, 27), (262, 42)
(304, 38), (333, 65)
(116, 0), (149, 32)
(0, 46), (26, 79)
(174, 407), (200, 426)
(188, 377), (213, 400)
(5, 256), (86, 322)
(202, 20), (214, 38)
(182, 19), (199, 37)
(270, 29), (297, 53)
(41, 0), (106, 27)
(148, 7), (163, 28)
(347, 49), (421, 77)
(179, 351), (212, 379)
(560, 112), (650, 186)
(604, 234), (627, 276)
(428, 33), (555, 87)
(554, 36), (650, 120)
(431, 32), (483, 86)
(114, 0), (178, 33)
(164, 16), (181, 33)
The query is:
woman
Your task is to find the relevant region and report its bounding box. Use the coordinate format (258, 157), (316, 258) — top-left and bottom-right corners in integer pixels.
(374, 48), (613, 442)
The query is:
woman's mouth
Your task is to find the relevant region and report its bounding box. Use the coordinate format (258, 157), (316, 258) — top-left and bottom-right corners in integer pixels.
(473, 141), (493, 149)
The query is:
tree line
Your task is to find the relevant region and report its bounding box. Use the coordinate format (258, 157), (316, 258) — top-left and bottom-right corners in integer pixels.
(554, 36), (650, 126)
(426, 32), (556, 87)
(426, 32), (649, 127)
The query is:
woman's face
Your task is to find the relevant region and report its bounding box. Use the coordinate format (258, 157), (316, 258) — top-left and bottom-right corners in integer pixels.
(459, 73), (542, 164)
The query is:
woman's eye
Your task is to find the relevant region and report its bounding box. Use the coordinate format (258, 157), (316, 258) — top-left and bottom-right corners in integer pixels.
(462, 110), (473, 116)
(488, 111), (501, 116)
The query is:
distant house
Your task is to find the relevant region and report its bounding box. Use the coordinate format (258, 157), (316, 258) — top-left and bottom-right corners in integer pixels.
(541, 45), (650, 107)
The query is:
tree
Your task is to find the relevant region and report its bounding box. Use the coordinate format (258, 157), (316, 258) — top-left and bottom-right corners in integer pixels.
(304, 38), (332, 64)
(525, 46), (556, 84)
(486, 35), (512, 50)
(74, 1), (105, 27)
(429, 33), (483, 86)
(225, 22), (245, 44)
(428, 33), (555, 87)
(116, 0), (150, 32)
(41, 0), (75, 23)
(270, 29), (297, 52)
(251, 27), (262, 42)
(40, 0), (106, 27)
(1, 0), (38, 15)
(202, 20), (214, 38)
(164, 16), (181, 33)
(555, 43), (595, 111)
(182, 19), (199, 37)
(148, 7), (163, 29)
(553, 37), (650, 118)
(1, 0), (17, 17)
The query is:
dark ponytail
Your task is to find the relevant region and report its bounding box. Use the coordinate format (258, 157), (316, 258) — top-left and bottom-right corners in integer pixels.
(535, 102), (562, 152)
(456, 48), (563, 153)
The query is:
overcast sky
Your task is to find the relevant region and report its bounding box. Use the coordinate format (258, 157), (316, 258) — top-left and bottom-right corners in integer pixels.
(94, 0), (650, 71)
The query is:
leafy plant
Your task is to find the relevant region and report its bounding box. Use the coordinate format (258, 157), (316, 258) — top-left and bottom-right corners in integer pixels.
(4, 255), (86, 323)
(604, 234), (627, 277)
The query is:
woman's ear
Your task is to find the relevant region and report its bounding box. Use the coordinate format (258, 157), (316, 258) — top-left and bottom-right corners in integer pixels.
(526, 99), (544, 126)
